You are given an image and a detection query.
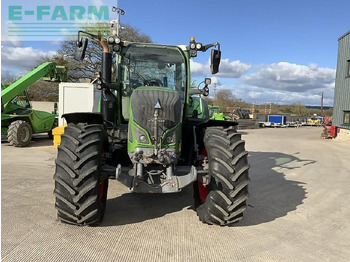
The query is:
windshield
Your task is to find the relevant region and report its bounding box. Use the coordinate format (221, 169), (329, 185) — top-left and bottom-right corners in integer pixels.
(10, 92), (31, 108)
(120, 44), (186, 101)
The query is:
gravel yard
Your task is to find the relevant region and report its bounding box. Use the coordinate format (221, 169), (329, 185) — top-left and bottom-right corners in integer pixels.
(1, 127), (349, 261)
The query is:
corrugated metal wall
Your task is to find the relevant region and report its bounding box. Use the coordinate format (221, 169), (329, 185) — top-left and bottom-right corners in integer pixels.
(333, 31), (350, 129)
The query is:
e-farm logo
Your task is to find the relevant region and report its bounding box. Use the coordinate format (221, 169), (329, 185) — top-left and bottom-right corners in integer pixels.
(5, 3), (112, 40)
(8, 6), (109, 21)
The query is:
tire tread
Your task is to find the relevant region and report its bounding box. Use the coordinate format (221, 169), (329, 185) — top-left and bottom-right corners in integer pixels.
(195, 126), (250, 226)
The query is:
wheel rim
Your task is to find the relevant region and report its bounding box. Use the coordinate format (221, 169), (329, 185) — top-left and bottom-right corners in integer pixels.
(99, 180), (105, 200)
(20, 126), (30, 142)
(198, 181), (209, 202)
(99, 147), (106, 201)
(198, 148), (209, 202)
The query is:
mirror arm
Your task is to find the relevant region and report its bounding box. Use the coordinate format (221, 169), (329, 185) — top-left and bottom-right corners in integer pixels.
(202, 42), (220, 52)
(189, 89), (203, 95)
(77, 30), (100, 41)
(105, 83), (121, 91)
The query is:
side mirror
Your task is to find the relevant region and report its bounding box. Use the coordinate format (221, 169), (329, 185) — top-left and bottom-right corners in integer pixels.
(210, 49), (221, 74)
(74, 38), (88, 61)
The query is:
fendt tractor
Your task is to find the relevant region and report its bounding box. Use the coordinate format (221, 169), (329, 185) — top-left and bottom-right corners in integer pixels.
(54, 27), (250, 226)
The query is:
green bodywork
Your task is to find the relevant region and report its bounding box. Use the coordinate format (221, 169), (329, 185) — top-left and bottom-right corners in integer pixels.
(187, 96), (209, 119)
(115, 42), (219, 155)
(1, 93), (56, 135)
(116, 43), (194, 155)
(127, 87), (182, 153)
(1, 62), (67, 136)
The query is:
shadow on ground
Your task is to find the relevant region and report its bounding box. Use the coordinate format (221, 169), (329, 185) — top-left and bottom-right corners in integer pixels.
(238, 151), (314, 226)
(102, 186), (193, 226)
(1, 135), (53, 147)
(102, 151), (314, 227)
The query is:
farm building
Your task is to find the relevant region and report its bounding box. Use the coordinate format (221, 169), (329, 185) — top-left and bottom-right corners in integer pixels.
(333, 30), (350, 138)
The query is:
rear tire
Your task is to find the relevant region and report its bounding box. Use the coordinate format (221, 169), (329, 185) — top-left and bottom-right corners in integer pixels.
(194, 126), (250, 225)
(54, 123), (109, 226)
(7, 120), (32, 147)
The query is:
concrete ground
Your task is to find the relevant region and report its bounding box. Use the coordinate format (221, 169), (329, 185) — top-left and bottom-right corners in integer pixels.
(1, 127), (350, 261)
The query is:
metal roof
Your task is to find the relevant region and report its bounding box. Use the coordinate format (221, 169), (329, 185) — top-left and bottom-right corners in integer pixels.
(338, 30), (350, 41)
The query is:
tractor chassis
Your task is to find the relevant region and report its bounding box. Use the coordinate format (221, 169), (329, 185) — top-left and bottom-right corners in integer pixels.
(101, 164), (209, 193)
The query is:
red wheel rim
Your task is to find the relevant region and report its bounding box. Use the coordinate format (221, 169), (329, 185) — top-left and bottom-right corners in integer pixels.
(99, 181), (105, 200)
(198, 148), (208, 202)
(198, 181), (208, 202)
(99, 147), (106, 200)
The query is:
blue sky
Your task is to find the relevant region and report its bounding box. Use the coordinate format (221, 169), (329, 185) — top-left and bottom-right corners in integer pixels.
(2, 0), (350, 106)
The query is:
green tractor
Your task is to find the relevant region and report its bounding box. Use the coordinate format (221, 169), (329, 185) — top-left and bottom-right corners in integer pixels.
(53, 31), (250, 226)
(1, 62), (67, 147)
(209, 105), (233, 121)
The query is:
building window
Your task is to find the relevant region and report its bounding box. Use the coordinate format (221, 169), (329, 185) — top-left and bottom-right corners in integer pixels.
(347, 60), (350, 78)
(344, 111), (350, 125)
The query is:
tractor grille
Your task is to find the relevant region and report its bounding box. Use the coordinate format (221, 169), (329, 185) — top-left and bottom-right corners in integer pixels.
(130, 89), (181, 139)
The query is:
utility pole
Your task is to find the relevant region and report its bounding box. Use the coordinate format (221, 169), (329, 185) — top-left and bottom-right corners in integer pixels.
(214, 83), (217, 100)
(321, 91), (324, 116)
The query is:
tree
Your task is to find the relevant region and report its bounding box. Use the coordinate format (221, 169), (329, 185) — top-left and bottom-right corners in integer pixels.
(22, 23), (152, 101)
(214, 89), (239, 111)
(45, 22), (152, 82)
(291, 102), (307, 116)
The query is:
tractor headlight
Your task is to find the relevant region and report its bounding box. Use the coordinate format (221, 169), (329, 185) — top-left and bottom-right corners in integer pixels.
(134, 125), (149, 144)
(164, 128), (178, 144)
(196, 43), (202, 50)
(115, 37), (121, 44)
(202, 86), (209, 96)
(166, 135), (175, 144)
(190, 43), (196, 49)
(139, 135), (147, 143)
(108, 36), (115, 44)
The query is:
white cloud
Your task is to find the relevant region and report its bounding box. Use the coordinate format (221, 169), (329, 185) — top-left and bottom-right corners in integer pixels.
(92, 0), (104, 8)
(209, 76), (222, 86)
(190, 58), (251, 78)
(218, 59), (252, 78)
(1, 46), (57, 70)
(1, 40), (22, 47)
(191, 60), (335, 105)
(1, 67), (14, 80)
(241, 62), (336, 92)
(190, 60), (207, 76)
(223, 83), (334, 106)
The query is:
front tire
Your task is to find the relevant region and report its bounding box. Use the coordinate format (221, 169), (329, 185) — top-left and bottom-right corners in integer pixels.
(194, 126), (250, 225)
(54, 123), (109, 226)
(7, 120), (32, 147)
